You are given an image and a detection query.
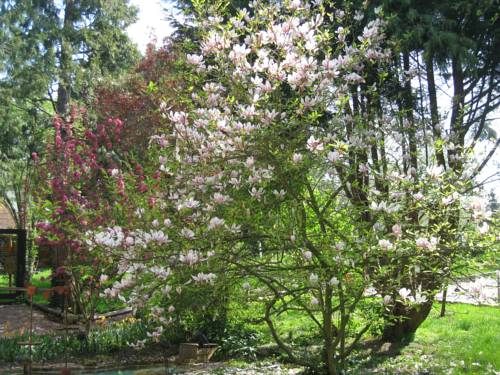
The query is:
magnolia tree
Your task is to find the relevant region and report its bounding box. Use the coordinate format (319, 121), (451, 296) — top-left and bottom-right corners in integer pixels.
(84, 1), (394, 372)
(37, 0), (494, 373)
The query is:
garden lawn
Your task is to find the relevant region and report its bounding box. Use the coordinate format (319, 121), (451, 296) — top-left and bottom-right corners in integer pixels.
(413, 303), (499, 373)
(348, 303), (500, 374)
(237, 301), (499, 374)
(1, 269), (123, 313)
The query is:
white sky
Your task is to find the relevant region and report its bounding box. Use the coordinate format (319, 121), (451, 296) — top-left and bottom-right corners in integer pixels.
(127, 0), (174, 53)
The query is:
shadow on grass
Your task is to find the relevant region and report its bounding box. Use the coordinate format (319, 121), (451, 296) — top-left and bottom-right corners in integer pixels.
(348, 334), (418, 372)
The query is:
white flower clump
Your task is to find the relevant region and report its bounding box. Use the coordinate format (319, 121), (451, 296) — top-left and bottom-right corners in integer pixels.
(398, 286), (427, 304)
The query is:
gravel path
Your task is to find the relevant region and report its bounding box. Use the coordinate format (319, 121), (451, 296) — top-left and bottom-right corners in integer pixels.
(436, 276), (498, 306)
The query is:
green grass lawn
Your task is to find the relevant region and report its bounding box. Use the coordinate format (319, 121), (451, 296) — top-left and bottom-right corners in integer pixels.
(347, 303), (500, 374)
(411, 303), (499, 374)
(0, 268), (52, 288)
(236, 301), (499, 374)
(1, 269), (123, 312)
(1, 269), (52, 304)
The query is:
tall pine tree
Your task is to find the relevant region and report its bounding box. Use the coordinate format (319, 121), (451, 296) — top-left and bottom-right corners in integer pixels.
(0, 0), (140, 229)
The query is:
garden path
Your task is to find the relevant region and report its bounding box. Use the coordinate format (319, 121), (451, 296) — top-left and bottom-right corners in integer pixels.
(436, 275), (498, 306)
(0, 304), (64, 336)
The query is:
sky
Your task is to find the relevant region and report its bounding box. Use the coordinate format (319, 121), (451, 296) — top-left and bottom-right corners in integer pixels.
(126, 0), (175, 53)
(125, 2), (499, 196)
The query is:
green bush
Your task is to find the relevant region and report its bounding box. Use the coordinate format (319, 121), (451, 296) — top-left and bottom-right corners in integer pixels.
(216, 322), (263, 360)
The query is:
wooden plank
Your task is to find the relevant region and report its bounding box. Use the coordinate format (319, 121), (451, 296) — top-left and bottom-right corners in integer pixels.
(93, 307), (133, 320)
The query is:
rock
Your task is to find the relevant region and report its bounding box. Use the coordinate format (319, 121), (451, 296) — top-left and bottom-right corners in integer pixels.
(256, 343), (280, 357)
(378, 342), (399, 355)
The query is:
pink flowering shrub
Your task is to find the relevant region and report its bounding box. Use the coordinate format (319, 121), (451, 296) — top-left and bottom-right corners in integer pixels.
(34, 109), (135, 329)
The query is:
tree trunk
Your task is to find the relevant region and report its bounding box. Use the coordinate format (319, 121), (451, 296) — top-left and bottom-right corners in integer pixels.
(56, 0), (74, 115)
(402, 52), (418, 172)
(440, 288), (447, 317)
(449, 56), (465, 172)
(425, 54), (447, 168)
(322, 285), (338, 375)
(382, 299), (433, 342)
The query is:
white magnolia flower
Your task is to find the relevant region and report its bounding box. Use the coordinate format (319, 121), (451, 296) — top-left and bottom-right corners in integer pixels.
(306, 135), (324, 153)
(192, 272), (217, 284)
(358, 163), (369, 174)
(345, 72), (365, 83)
(161, 285), (172, 295)
(398, 287), (411, 301)
(249, 187), (265, 200)
(186, 54), (204, 66)
(290, 0), (301, 10)
(442, 195), (454, 205)
(414, 291), (427, 304)
(292, 153), (303, 163)
(413, 192), (424, 201)
(415, 237), (429, 249)
(181, 228), (195, 239)
(327, 151), (340, 163)
(329, 277), (339, 286)
(229, 43), (251, 63)
(378, 239), (393, 251)
(309, 273), (319, 284)
(147, 326), (164, 342)
(179, 250), (200, 266)
(208, 217), (225, 230)
(213, 192), (231, 205)
(302, 250), (313, 261)
(392, 224), (402, 237)
(150, 230), (170, 244)
(150, 266), (171, 280)
(370, 201), (387, 212)
(426, 165), (444, 180)
(245, 156), (255, 168)
(178, 197), (200, 210)
(99, 274), (109, 283)
(478, 222), (489, 235)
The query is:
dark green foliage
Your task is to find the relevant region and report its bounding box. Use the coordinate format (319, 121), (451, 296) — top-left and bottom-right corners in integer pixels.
(0, 0), (140, 116)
